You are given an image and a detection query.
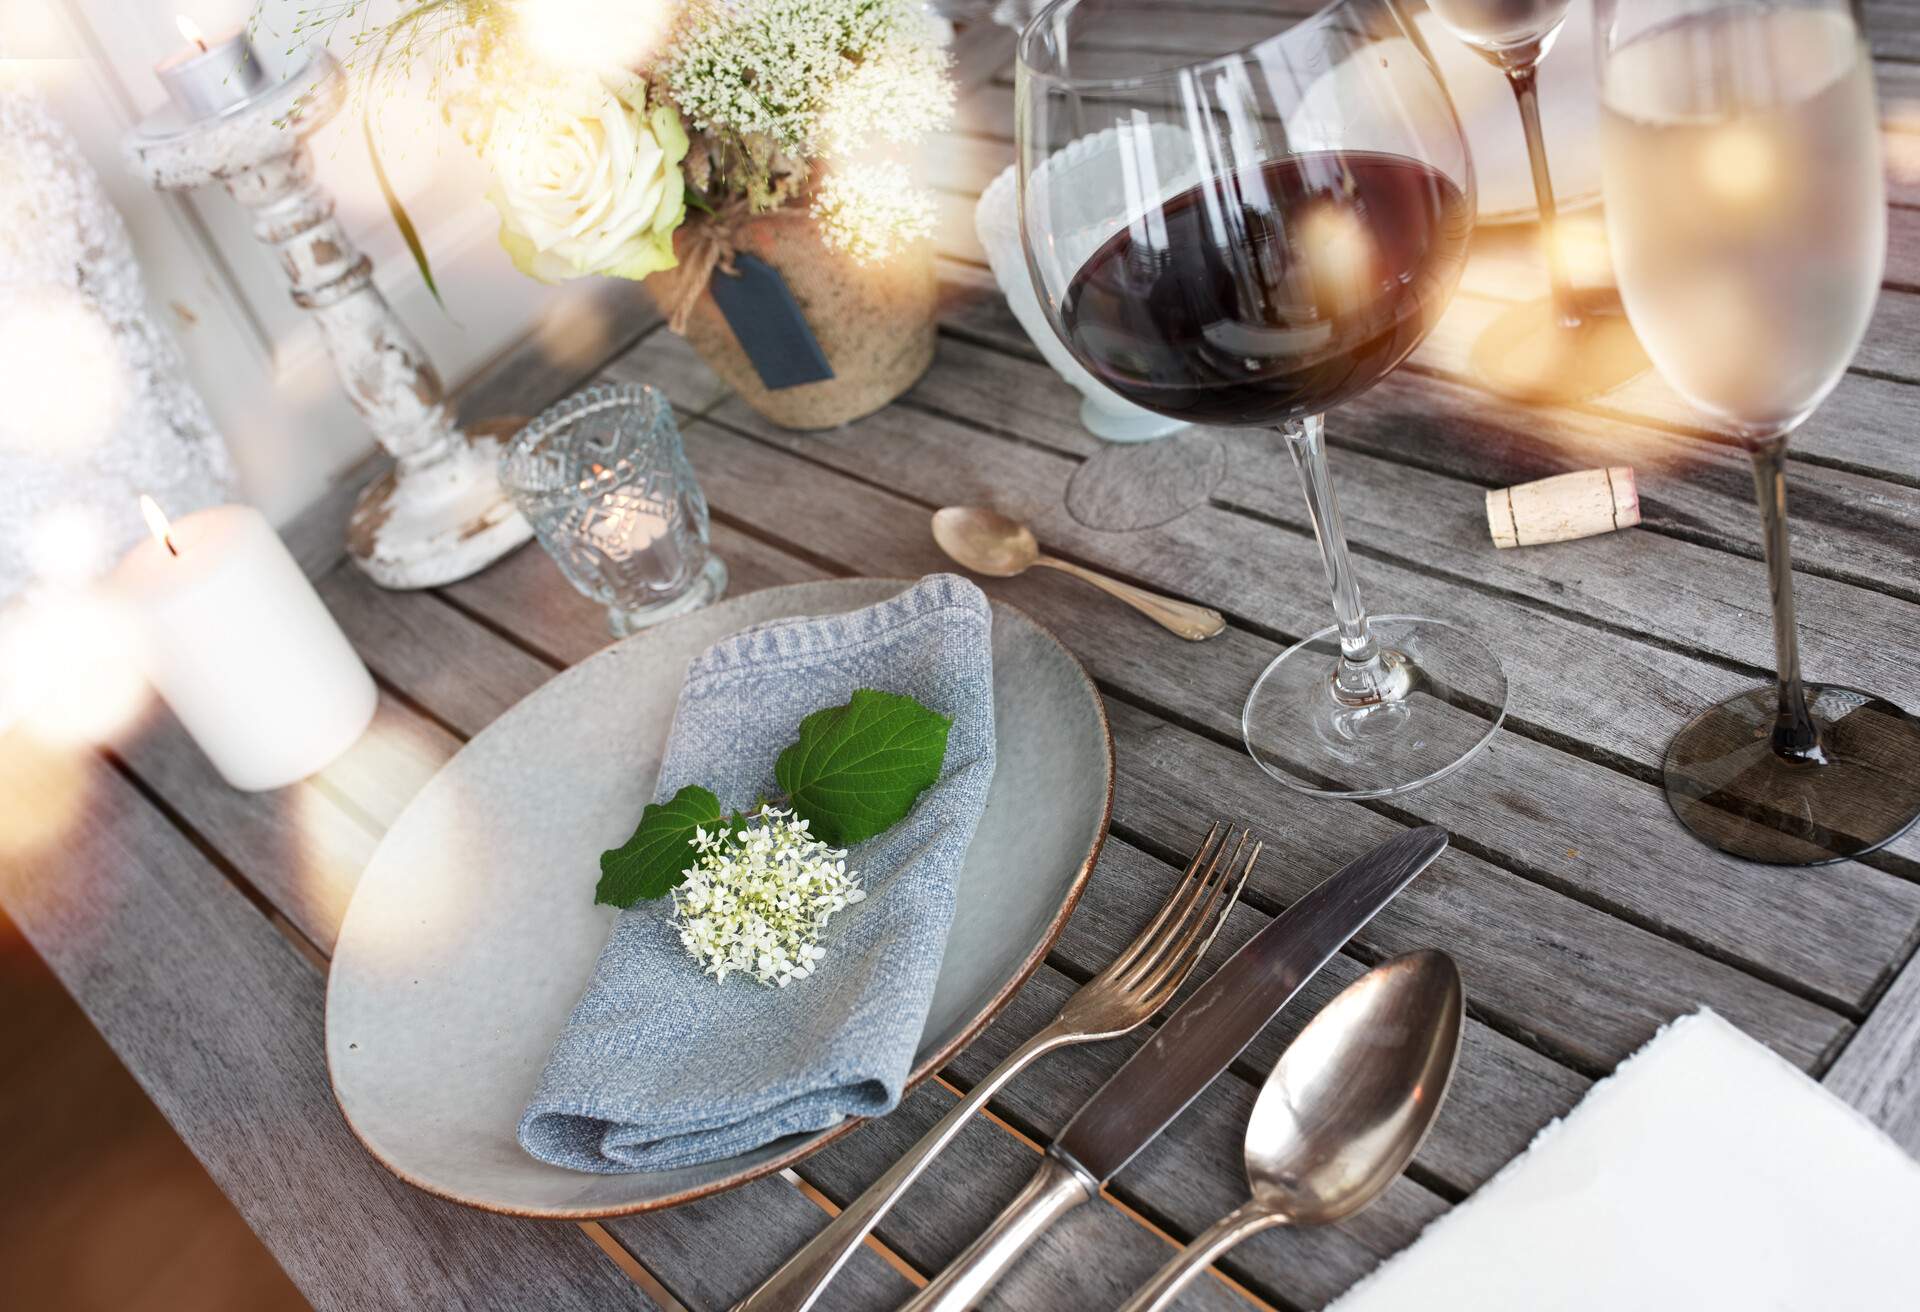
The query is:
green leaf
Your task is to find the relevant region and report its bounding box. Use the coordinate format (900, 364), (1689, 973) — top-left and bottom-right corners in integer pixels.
(597, 785), (736, 908)
(362, 111), (446, 314)
(776, 690), (952, 847)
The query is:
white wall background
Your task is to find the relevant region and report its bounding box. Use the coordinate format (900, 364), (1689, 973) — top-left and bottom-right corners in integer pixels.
(3, 0), (603, 525)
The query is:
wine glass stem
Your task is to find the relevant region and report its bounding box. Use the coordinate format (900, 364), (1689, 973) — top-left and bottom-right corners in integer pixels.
(1284, 416), (1394, 702)
(1505, 61), (1579, 329)
(1748, 435), (1824, 763)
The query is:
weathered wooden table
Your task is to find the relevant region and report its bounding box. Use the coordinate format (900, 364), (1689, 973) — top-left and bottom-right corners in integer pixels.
(9, 14), (1920, 1310)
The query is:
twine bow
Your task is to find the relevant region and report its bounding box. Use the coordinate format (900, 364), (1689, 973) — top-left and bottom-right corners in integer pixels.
(667, 199), (751, 335)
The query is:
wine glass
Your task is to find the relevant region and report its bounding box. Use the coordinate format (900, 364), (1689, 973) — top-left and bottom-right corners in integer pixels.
(1015, 0), (1507, 798)
(1428, 0), (1649, 401)
(1596, 0), (1920, 863)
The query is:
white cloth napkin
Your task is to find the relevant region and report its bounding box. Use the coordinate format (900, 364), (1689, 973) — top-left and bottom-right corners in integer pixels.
(1329, 1010), (1920, 1311)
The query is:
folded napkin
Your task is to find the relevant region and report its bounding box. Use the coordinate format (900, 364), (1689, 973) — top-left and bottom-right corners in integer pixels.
(518, 575), (996, 1172)
(1329, 1010), (1920, 1310)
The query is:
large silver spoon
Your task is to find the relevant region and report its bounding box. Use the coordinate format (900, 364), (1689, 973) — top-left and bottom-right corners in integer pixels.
(1118, 950), (1464, 1312)
(931, 506), (1225, 640)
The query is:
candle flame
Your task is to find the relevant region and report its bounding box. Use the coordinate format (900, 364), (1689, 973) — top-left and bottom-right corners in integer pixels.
(140, 494), (178, 557)
(175, 14), (208, 51)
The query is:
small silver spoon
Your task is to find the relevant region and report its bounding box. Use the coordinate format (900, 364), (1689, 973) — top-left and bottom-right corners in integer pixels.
(931, 506), (1225, 641)
(1118, 950), (1465, 1312)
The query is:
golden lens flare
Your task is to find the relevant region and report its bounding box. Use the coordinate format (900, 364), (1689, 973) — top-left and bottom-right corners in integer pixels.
(1702, 124), (1778, 206)
(1550, 215), (1615, 287)
(516, 0), (672, 74)
(0, 592), (151, 748)
(0, 738), (87, 861)
(0, 286), (129, 459)
(25, 505), (110, 587)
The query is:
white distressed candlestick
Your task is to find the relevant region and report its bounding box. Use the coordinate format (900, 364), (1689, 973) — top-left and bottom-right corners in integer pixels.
(115, 497), (376, 791)
(124, 50), (532, 589)
(1487, 466), (1641, 548)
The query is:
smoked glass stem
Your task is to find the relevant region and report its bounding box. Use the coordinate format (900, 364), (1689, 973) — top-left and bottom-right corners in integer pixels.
(1284, 416), (1396, 702)
(1748, 435), (1824, 762)
(1505, 61), (1578, 328)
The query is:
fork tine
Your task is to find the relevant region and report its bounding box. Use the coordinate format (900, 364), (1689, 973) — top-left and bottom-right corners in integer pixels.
(1120, 825), (1243, 987)
(1138, 838), (1261, 1004)
(1128, 828), (1245, 984)
(1102, 821), (1224, 980)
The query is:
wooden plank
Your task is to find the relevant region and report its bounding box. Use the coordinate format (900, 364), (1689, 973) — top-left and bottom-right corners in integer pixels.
(0, 737), (655, 1312)
(283, 451), (383, 582)
(111, 708), (374, 955)
(1414, 291), (1920, 482)
(674, 369), (1920, 1009)
(798, 1080), (1258, 1312)
(452, 280), (663, 430)
(441, 522), (834, 671)
(622, 402), (1857, 1067)
(319, 568), (558, 742)
(602, 1176), (915, 1311)
(1825, 943), (1920, 1156)
(908, 328), (1920, 738)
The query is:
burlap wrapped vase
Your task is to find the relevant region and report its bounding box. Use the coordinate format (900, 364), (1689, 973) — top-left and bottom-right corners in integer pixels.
(648, 205), (936, 430)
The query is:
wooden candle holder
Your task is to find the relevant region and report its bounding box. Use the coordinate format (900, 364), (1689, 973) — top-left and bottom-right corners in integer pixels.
(124, 53), (531, 590)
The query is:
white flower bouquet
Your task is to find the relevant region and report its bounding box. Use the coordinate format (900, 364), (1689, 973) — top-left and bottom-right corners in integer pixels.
(287, 0), (954, 288)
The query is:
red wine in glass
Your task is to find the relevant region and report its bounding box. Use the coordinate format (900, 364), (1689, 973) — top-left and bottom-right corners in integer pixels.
(1061, 152), (1472, 425)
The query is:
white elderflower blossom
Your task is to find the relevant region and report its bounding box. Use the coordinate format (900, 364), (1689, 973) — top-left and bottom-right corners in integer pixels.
(811, 161), (935, 264)
(671, 806), (866, 986)
(666, 0), (951, 157)
(815, 27), (954, 156)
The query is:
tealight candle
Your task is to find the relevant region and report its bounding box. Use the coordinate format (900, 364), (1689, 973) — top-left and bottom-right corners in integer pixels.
(114, 497), (377, 792)
(155, 15), (271, 119)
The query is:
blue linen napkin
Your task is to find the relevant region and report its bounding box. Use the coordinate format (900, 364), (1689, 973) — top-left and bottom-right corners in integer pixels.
(518, 575), (997, 1172)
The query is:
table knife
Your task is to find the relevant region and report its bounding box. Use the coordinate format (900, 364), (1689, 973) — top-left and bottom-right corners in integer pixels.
(899, 824), (1448, 1312)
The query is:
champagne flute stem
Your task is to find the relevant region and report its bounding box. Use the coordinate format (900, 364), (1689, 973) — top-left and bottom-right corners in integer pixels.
(1505, 60), (1579, 328)
(1284, 416), (1398, 703)
(1748, 435), (1824, 762)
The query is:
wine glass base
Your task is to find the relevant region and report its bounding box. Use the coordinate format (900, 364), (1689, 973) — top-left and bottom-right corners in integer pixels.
(1242, 615), (1507, 799)
(1470, 297), (1650, 404)
(1663, 684), (1920, 865)
(607, 556), (730, 638)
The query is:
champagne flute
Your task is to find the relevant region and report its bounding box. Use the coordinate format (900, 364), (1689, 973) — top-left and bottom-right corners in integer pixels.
(1016, 0), (1507, 798)
(1429, 0), (1649, 401)
(1597, 0), (1920, 863)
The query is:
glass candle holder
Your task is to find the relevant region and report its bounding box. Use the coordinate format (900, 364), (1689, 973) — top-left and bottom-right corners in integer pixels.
(500, 384), (727, 636)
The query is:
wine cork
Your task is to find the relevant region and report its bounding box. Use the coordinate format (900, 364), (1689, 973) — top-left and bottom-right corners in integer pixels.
(1487, 467), (1640, 548)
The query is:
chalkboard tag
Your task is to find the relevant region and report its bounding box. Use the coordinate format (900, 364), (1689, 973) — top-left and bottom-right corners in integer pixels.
(707, 254), (835, 390)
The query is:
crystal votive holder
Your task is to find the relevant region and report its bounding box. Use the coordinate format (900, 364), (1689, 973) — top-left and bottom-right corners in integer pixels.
(500, 383), (727, 636)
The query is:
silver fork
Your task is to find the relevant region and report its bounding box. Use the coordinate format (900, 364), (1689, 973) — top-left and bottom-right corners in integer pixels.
(733, 823), (1260, 1312)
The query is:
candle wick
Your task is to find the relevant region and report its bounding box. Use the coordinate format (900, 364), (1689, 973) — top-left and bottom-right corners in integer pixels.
(194, 37), (207, 51)
(164, 534), (179, 558)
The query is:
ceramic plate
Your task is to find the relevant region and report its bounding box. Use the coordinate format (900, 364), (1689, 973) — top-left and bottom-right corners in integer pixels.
(326, 579), (1112, 1217)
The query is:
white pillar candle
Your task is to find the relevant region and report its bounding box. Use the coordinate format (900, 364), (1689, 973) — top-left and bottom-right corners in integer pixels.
(114, 498), (376, 792)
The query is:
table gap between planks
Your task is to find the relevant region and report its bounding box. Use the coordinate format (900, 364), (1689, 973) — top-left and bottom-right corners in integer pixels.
(7, 9), (1920, 1311)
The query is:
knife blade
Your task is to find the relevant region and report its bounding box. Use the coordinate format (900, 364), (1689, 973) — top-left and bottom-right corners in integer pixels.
(1054, 822), (1449, 1184)
(901, 823), (1448, 1312)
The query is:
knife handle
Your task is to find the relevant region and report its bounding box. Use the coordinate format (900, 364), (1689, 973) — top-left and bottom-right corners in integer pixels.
(898, 1154), (1096, 1311)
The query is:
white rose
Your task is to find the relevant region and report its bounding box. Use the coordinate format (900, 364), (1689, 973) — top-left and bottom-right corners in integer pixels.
(480, 71), (687, 282)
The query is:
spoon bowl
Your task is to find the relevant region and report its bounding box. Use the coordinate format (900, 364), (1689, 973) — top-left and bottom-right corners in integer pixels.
(930, 506), (1226, 641)
(1246, 949), (1464, 1225)
(1119, 950), (1464, 1312)
(931, 507), (1039, 578)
